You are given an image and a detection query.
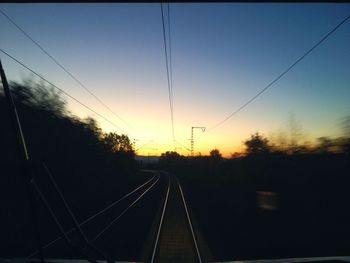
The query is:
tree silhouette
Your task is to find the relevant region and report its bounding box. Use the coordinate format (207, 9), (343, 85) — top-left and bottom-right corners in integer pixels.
(159, 151), (184, 172)
(287, 114), (304, 153)
(103, 132), (134, 153)
(1, 78), (140, 256)
(210, 149), (222, 160)
(244, 132), (270, 155)
(316, 137), (334, 153)
(10, 79), (67, 116)
(160, 151), (181, 159)
(1, 77), (138, 178)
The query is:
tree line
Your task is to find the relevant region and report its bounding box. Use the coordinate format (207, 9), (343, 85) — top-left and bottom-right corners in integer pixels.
(0, 78), (146, 256)
(0, 78), (135, 170)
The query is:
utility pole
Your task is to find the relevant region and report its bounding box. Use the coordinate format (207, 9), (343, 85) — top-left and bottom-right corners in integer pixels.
(0, 59), (44, 263)
(191, 126), (206, 156)
(1, 59), (109, 263)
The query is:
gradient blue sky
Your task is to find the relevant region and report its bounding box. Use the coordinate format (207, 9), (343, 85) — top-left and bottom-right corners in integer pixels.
(1, 3), (349, 156)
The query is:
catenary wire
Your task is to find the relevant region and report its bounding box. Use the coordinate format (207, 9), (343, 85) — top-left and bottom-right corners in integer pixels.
(167, 3), (174, 133)
(0, 48), (127, 134)
(161, 3), (175, 149)
(0, 8), (134, 133)
(208, 14), (350, 132)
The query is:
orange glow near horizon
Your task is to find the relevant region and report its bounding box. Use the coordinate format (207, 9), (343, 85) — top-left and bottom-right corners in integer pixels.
(2, 2), (348, 158)
(69, 98), (249, 157)
(69, 95), (345, 159)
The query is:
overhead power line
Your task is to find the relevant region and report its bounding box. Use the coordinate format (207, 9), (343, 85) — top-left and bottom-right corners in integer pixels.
(0, 8), (133, 132)
(209, 14), (350, 132)
(167, 3), (176, 148)
(161, 3), (175, 149)
(175, 139), (191, 152)
(167, 3), (174, 118)
(135, 140), (154, 151)
(0, 49), (126, 134)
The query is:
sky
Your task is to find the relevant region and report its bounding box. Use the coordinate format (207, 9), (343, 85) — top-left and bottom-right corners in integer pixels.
(0, 3), (349, 157)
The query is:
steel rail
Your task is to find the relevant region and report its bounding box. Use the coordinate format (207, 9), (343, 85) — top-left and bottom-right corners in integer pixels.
(150, 173), (170, 263)
(27, 173), (157, 259)
(31, 180), (99, 263)
(177, 177), (203, 263)
(91, 174), (161, 242)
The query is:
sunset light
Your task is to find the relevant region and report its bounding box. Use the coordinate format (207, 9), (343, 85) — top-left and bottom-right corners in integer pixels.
(1, 4), (349, 157)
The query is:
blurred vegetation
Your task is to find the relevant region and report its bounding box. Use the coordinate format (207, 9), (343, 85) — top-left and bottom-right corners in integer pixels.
(2, 77), (350, 259)
(158, 125), (350, 260)
(0, 79), (137, 181)
(0, 79), (147, 256)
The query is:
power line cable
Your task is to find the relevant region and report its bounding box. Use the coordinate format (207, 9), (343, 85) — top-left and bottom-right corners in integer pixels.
(161, 3), (175, 149)
(135, 140), (154, 151)
(167, 4), (176, 148)
(175, 139), (191, 152)
(0, 8), (134, 133)
(0, 48), (127, 134)
(167, 3), (174, 122)
(209, 14), (350, 132)
(196, 131), (206, 142)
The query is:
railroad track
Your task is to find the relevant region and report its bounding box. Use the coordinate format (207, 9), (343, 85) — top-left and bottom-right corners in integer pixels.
(27, 171), (161, 260)
(151, 173), (203, 263)
(26, 171), (204, 262)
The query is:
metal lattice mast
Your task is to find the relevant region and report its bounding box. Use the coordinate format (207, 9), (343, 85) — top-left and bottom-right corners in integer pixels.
(191, 127), (206, 156)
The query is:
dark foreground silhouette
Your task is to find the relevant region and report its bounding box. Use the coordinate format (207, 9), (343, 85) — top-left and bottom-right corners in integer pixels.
(0, 80), (143, 258)
(158, 143), (350, 260)
(2, 79), (350, 261)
